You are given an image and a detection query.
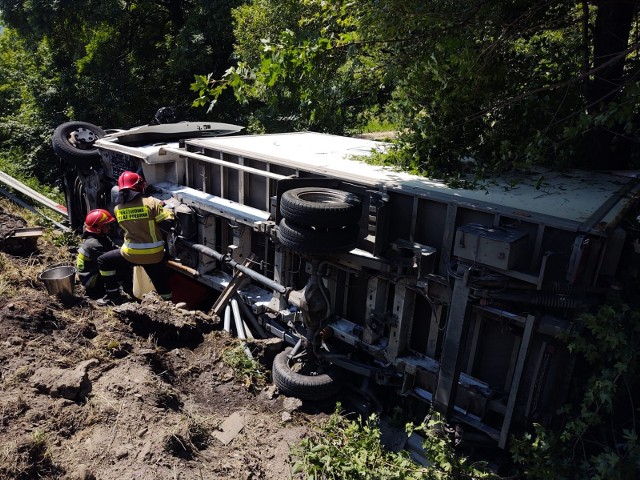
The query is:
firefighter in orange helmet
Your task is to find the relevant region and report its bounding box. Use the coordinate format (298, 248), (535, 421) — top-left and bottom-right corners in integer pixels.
(96, 171), (175, 305)
(76, 209), (122, 298)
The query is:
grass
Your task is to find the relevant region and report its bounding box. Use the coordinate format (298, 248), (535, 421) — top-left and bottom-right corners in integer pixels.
(290, 405), (497, 480)
(0, 153), (65, 205)
(0, 198), (75, 299)
(2, 366), (34, 388)
(361, 116), (397, 133)
(0, 428), (62, 479)
(0, 253), (43, 295)
(0, 165), (70, 233)
(0, 196), (73, 245)
(222, 343), (266, 390)
(0, 196), (40, 223)
(0, 250), (72, 299)
(11, 366), (33, 383)
(1, 396), (29, 419)
(165, 413), (213, 459)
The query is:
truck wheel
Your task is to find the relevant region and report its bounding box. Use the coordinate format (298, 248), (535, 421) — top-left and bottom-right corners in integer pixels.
(277, 219), (359, 254)
(280, 187), (361, 228)
(272, 347), (341, 401)
(64, 173), (92, 231)
(52, 121), (105, 168)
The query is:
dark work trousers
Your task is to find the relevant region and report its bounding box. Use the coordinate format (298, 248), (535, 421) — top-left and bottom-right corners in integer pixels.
(97, 249), (172, 298)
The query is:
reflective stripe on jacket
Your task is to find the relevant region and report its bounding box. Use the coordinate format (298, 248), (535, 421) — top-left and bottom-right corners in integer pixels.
(115, 196), (174, 265)
(76, 234), (116, 289)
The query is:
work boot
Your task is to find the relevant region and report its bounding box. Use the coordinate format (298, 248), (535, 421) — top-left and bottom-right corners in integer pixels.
(96, 289), (125, 306)
(159, 292), (173, 302)
(120, 281), (134, 299)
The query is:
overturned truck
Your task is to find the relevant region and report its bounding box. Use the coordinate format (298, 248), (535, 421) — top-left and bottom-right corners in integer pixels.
(53, 120), (640, 449)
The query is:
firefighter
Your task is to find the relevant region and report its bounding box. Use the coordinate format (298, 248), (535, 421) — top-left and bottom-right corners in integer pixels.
(76, 209), (120, 298)
(96, 171), (175, 305)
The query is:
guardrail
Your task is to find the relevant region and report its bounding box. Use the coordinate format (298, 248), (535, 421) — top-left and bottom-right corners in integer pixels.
(0, 170), (70, 231)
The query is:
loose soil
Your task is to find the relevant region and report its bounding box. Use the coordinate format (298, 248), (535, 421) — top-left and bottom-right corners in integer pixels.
(0, 201), (326, 480)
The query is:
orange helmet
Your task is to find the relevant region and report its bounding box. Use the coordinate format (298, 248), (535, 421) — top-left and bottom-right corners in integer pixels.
(84, 209), (115, 233)
(117, 171), (146, 192)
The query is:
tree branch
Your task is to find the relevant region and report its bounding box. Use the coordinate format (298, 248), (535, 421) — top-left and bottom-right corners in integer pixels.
(457, 41), (640, 126)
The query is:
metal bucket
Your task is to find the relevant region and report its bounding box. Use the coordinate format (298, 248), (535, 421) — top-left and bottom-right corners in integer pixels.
(39, 266), (76, 301)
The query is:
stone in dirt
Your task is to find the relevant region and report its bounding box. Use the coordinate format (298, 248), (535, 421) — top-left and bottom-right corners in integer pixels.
(30, 358), (99, 401)
(212, 411), (245, 445)
(282, 396), (303, 412)
(68, 463), (96, 480)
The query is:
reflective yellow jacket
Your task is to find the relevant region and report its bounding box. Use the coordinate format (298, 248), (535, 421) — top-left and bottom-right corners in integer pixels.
(114, 196), (174, 264)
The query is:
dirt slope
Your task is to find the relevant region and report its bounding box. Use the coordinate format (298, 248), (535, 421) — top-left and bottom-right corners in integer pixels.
(0, 201), (323, 480)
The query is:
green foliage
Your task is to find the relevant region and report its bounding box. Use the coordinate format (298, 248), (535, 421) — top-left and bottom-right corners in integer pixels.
(193, 0), (388, 134)
(359, 111), (396, 134)
(511, 298), (640, 479)
(0, 0), (245, 131)
(0, 27), (59, 184)
(0, 1), (248, 196)
(3, 0), (638, 181)
(222, 343), (266, 390)
(194, 0), (639, 176)
(291, 405), (496, 479)
(49, 229), (79, 248)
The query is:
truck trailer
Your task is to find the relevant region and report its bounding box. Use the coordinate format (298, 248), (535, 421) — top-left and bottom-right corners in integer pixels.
(52, 119), (640, 449)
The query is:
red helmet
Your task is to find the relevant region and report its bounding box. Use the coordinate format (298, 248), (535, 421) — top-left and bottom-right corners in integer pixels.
(118, 171), (146, 192)
(84, 209), (115, 233)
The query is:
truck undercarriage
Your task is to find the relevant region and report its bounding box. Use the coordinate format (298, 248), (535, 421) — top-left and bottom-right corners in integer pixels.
(52, 120), (640, 450)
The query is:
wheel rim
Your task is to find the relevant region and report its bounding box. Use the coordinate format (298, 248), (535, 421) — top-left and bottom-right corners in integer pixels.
(288, 354), (328, 376)
(68, 127), (98, 150)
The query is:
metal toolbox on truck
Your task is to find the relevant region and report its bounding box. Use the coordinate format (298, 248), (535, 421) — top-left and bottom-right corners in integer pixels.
(454, 224), (529, 270)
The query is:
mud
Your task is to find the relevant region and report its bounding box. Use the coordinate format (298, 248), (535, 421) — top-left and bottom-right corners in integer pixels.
(0, 202), (323, 480)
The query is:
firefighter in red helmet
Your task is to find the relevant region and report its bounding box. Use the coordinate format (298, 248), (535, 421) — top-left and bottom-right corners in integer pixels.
(96, 171), (175, 305)
(117, 170), (145, 191)
(76, 209), (122, 297)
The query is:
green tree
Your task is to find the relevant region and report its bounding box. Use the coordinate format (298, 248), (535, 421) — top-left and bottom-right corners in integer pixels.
(0, 0), (243, 127)
(194, 0), (640, 175)
(0, 0), (243, 182)
(511, 299), (640, 479)
(194, 0), (389, 133)
(0, 26), (58, 184)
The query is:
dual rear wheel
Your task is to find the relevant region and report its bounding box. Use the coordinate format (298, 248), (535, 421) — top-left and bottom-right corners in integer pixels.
(276, 187), (362, 254)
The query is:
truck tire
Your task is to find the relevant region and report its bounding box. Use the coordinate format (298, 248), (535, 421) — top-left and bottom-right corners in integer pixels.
(52, 121), (105, 168)
(277, 219), (359, 254)
(280, 187), (361, 228)
(64, 173), (92, 231)
(272, 347), (341, 401)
